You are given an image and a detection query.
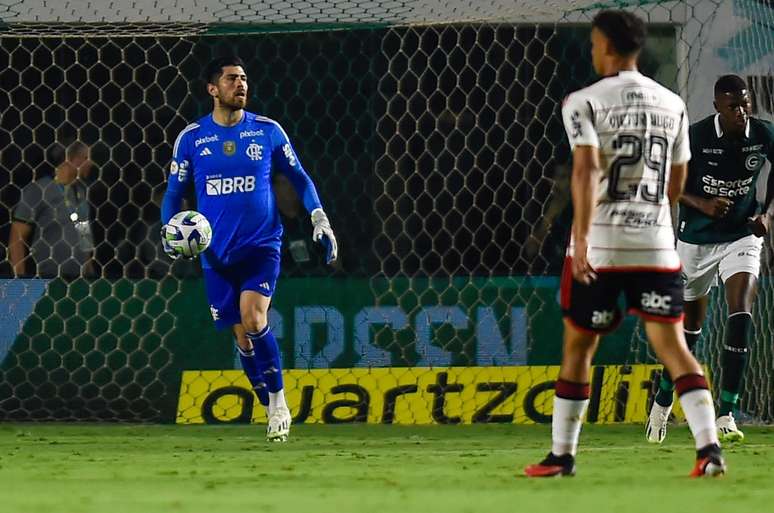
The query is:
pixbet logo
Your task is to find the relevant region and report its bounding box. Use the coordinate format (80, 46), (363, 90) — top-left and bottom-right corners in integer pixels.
(640, 291), (672, 314)
(206, 175), (256, 196)
(195, 134), (219, 147)
(240, 129), (264, 138)
(622, 86), (659, 105)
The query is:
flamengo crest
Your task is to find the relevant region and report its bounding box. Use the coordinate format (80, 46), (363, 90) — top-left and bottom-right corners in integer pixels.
(246, 143), (263, 161)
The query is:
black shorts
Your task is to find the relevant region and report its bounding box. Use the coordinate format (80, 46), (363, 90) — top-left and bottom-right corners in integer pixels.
(560, 257), (684, 334)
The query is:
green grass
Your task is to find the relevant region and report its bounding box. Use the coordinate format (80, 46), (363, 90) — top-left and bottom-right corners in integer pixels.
(1, 423), (774, 513)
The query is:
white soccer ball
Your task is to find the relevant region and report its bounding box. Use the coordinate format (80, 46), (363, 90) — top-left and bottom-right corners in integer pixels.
(164, 210), (212, 258)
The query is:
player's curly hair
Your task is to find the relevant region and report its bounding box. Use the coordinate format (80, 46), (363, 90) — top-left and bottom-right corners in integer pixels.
(203, 56), (246, 85)
(592, 10), (647, 57)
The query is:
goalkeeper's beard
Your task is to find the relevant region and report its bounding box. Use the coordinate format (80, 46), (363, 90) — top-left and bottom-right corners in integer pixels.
(218, 94), (246, 111)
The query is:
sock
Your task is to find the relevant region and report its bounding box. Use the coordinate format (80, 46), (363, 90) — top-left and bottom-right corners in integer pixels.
(719, 312), (751, 416)
(675, 373), (719, 450)
(236, 345), (269, 407)
(246, 325), (284, 394)
(269, 390), (289, 414)
(551, 379), (590, 457)
(654, 329), (701, 407)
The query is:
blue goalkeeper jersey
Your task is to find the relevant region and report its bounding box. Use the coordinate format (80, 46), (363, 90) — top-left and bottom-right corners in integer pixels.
(162, 111), (323, 269)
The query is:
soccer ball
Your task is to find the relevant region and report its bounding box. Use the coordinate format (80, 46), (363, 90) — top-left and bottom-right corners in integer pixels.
(164, 210), (212, 258)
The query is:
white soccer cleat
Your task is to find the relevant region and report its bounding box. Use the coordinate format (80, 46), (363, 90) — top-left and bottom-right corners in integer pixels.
(645, 402), (672, 444)
(266, 407), (292, 443)
(717, 413), (744, 443)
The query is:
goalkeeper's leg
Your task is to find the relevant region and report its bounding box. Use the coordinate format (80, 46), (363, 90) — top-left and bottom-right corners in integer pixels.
(646, 320), (725, 477)
(647, 297), (706, 443)
(234, 325), (270, 409)
(204, 268), (271, 409)
(241, 290), (291, 442)
(525, 319), (598, 477)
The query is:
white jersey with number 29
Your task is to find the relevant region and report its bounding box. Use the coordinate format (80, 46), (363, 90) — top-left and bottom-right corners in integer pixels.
(562, 70), (691, 271)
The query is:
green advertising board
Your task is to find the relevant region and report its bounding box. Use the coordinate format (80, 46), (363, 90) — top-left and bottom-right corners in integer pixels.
(0, 276), (648, 422)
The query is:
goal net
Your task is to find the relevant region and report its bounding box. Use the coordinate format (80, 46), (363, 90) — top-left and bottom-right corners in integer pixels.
(1, 0), (772, 424)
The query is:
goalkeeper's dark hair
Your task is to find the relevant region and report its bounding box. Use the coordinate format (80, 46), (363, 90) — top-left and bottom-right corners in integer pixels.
(714, 74), (748, 96)
(592, 10), (647, 57)
(203, 56), (246, 85)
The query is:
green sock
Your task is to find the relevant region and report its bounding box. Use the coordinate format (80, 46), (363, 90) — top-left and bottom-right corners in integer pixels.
(718, 390), (739, 417)
(654, 329), (701, 408)
(718, 313), (751, 416)
(654, 372), (675, 407)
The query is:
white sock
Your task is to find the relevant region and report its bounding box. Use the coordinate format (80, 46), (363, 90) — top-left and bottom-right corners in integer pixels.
(269, 389), (288, 415)
(679, 388), (719, 449)
(551, 396), (589, 456)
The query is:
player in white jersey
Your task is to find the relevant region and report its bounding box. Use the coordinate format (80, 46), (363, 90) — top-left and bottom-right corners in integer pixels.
(525, 10), (725, 478)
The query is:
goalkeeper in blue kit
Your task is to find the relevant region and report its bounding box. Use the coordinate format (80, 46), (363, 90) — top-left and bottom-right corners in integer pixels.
(160, 56), (338, 441)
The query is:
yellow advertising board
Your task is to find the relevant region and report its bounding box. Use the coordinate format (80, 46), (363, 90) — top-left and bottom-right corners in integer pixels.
(177, 364), (691, 425)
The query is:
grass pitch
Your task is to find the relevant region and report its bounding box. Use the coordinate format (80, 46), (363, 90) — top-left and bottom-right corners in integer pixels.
(2, 423), (774, 513)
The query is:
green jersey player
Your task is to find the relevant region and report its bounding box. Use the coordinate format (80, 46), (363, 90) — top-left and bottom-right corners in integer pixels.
(647, 75), (774, 444)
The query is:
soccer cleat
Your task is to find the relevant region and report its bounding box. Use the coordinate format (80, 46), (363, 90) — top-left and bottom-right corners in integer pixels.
(266, 407), (292, 443)
(690, 445), (726, 477)
(717, 413), (744, 443)
(524, 453), (576, 477)
(645, 402), (672, 444)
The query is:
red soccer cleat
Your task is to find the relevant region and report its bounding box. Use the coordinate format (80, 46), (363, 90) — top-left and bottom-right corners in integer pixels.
(524, 453), (576, 477)
(690, 445), (726, 477)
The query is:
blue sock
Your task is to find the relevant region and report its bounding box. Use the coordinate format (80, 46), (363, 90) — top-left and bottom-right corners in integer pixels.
(246, 326), (284, 393)
(236, 345), (270, 406)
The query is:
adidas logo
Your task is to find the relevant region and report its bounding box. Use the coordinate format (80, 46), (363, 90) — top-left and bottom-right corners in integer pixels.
(259, 282), (270, 290)
(200, 147), (212, 156)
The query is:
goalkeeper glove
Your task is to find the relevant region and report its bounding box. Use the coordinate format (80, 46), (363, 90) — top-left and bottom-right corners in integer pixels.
(160, 224), (182, 260)
(310, 208), (338, 264)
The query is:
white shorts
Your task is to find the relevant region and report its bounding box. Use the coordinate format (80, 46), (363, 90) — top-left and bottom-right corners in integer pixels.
(677, 234), (763, 301)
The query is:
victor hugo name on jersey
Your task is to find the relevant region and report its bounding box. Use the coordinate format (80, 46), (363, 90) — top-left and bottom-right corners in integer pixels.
(607, 112), (676, 130)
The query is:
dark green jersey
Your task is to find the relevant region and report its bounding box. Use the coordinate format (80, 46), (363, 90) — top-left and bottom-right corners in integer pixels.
(677, 114), (774, 244)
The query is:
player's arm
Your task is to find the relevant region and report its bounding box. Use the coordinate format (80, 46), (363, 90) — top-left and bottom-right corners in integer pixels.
(8, 220), (32, 277)
(679, 189), (732, 218)
(747, 122), (774, 237)
(570, 146), (602, 284)
(8, 183), (41, 277)
(561, 94), (600, 284)
(271, 124), (338, 264)
(766, 122), (774, 215)
(668, 162), (688, 206)
(160, 127), (194, 258)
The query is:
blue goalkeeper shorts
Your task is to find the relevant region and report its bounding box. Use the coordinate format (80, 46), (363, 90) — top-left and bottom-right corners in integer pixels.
(202, 246), (281, 330)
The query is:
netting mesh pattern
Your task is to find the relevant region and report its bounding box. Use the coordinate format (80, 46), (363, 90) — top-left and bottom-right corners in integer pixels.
(373, 24), (594, 277)
(0, 1), (603, 30)
(0, 22), (596, 421)
(0, 31), (378, 279)
(0, 30), (383, 420)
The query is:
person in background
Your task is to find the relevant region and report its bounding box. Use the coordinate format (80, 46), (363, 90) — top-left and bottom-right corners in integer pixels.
(8, 140), (96, 279)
